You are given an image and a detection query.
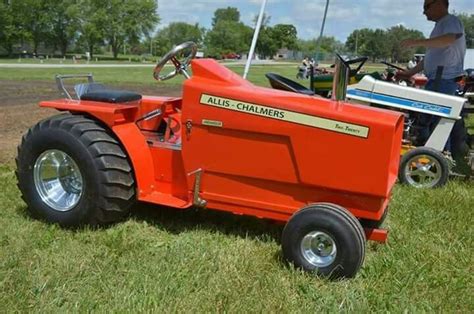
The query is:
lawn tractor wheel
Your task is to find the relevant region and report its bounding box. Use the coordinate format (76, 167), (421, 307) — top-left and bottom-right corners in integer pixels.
(399, 147), (449, 188)
(282, 203), (366, 279)
(16, 113), (135, 227)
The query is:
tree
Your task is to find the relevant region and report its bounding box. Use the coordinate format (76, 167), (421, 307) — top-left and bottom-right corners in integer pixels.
(346, 26), (424, 62)
(74, 0), (105, 59)
(357, 29), (390, 62)
(456, 13), (474, 48)
(14, 0), (50, 55)
(0, 1), (29, 56)
(317, 36), (344, 54)
(249, 16), (298, 59)
(346, 28), (374, 56)
(251, 12), (271, 28)
(0, 2), (9, 52)
(272, 24), (298, 50)
(99, 0), (159, 59)
(46, 0), (79, 57)
(205, 20), (252, 57)
(212, 7), (240, 27)
(154, 22), (204, 56)
(255, 27), (278, 59)
(296, 36), (344, 59)
(205, 8), (252, 57)
(250, 13), (276, 59)
(387, 25), (425, 62)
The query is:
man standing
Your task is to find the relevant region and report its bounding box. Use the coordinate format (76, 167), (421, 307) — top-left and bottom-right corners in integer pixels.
(399, 0), (465, 93)
(398, 0), (468, 170)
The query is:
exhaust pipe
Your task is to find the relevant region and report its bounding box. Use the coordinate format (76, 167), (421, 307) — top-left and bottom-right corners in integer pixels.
(332, 54), (350, 102)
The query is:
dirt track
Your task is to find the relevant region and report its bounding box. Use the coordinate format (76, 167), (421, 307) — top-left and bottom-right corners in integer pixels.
(0, 80), (182, 164)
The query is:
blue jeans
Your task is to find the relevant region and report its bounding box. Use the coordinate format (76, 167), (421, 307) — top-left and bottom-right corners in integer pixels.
(419, 79), (459, 151)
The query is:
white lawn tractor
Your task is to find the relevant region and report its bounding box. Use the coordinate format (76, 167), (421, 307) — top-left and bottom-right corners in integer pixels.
(347, 75), (472, 188)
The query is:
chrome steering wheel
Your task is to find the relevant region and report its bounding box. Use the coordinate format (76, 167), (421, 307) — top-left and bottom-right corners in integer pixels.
(153, 41), (198, 81)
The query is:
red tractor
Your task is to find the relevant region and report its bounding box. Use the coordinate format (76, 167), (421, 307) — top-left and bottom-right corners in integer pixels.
(16, 42), (404, 279)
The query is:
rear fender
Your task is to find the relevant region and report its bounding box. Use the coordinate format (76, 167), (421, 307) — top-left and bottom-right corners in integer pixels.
(112, 123), (155, 196)
(40, 99), (155, 195)
(40, 99), (138, 126)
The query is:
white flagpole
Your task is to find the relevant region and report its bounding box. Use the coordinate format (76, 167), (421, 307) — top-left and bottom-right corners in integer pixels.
(243, 0), (268, 79)
(314, 0), (330, 62)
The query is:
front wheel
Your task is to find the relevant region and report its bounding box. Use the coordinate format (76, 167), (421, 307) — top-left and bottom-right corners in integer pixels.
(398, 147), (449, 188)
(16, 113), (136, 226)
(282, 203), (366, 279)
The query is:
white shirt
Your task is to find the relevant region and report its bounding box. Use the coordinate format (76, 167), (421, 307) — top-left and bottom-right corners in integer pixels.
(424, 14), (466, 80)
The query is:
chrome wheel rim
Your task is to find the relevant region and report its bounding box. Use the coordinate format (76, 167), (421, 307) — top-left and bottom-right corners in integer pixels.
(404, 154), (442, 188)
(33, 149), (83, 211)
(300, 231), (337, 268)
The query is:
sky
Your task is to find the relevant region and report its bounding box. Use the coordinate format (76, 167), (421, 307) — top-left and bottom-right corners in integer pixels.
(156, 0), (474, 42)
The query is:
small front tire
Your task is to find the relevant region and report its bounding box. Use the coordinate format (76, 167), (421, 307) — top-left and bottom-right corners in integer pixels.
(398, 147), (449, 188)
(282, 203), (366, 279)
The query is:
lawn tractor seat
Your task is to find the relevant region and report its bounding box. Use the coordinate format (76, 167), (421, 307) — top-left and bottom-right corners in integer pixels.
(80, 90), (142, 103)
(75, 82), (142, 103)
(265, 73), (315, 96)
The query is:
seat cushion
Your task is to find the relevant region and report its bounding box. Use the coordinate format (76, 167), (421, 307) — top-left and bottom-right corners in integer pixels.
(80, 90), (142, 103)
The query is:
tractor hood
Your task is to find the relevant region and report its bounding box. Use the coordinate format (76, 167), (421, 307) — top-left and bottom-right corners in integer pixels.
(182, 59), (404, 200)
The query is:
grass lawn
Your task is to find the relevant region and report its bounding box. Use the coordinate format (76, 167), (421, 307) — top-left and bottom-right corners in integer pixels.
(0, 63), (301, 88)
(1, 165), (473, 311)
(0, 63), (473, 311)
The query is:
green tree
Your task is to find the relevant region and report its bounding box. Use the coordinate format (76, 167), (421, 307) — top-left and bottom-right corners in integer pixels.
(205, 7), (252, 57)
(46, 0), (79, 56)
(154, 22), (204, 56)
(345, 28), (374, 56)
(272, 24), (298, 50)
(251, 12), (271, 28)
(16, 0), (50, 55)
(251, 13), (275, 59)
(362, 29), (390, 62)
(297, 39), (315, 56)
(99, 0), (159, 59)
(0, 1), (29, 56)
(387, 25), (425, 62)
(0, 2), (9, 53)
(205, 20), (252, 57)
(456, 13), (474, 48)
(346, 26), (424, 62)
(297, 36), (345, 61)
(255, 27), (278, 59)
(74, 0), (105, 59)
(212, 7), (240, 27)
(317, 36), (344, 54)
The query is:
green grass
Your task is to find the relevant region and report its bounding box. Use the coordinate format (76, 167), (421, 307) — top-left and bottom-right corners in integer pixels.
(0, 165), (473, 311)
(0, 58), (153, 64)
(0, 66), (180, 86)
(0, 64), (300, 88)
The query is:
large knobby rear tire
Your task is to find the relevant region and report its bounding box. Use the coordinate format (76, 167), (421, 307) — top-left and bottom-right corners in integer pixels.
(398, 147), (449, 188)
(16, 113), (135, 227)
(282, 203), (366, 279)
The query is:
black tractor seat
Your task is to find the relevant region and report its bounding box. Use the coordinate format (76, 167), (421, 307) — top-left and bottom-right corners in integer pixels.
(80, 90), (142, 103)
(265, 73), (315, 96)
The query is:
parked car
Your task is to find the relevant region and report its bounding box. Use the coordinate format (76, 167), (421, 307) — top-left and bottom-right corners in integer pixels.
(222, 52), (241, 60)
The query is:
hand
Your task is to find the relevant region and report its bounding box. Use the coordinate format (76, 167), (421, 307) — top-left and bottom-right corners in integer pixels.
(400, 39), (420, 49)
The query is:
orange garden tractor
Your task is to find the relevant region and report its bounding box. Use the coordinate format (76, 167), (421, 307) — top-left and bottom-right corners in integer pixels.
(16, 42), (404, 279)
